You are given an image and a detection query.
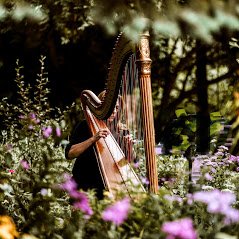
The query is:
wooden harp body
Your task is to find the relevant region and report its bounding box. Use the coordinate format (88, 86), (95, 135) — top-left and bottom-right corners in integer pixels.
(81, 32), (158, 197)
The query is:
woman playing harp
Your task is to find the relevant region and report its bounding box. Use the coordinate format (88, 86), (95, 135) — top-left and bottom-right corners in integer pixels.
(65, 91), (137, 199)
(66, 32), (158, 198)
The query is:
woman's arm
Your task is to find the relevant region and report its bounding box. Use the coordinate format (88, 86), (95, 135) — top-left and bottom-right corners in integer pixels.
(67, 129), (109, 159)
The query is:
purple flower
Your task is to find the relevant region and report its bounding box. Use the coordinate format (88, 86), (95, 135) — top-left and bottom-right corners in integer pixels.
(229, 155), (239, 163)
(140, 176), (149, 185)
(210, 167), (217, 173)
(60, 174), (78, 193)
(20, 160), (30, 170)
(224, 208), (239, 224)
(218, 145), (228, 151)
(56, 127), (61, 137)
(60, 174), (93, 216)
(29, 113), (36, 119)
(193, 190), (239, 224)
(42, 126), (52, 138)
(187, 194), (193, 205)
(204, 173), (213, 181)
(102, 197), (131, 226)
(133, 161), (140, 168)
(73, 193), (93, 216)
(161, 218), (197, 239)
(40, 188), (48, 196)
(29, 113), (40, 123)
(155, 146), (162, 155)
(164, 195), (183, 203)
(19, 114), (26, 119)
(215, 151), (224, 157)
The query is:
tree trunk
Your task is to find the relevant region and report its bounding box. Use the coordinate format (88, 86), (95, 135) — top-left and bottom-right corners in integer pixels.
(196, 41), (210, 154)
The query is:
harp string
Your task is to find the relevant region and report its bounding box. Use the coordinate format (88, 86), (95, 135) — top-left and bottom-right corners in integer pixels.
(104, 54), (145, 164)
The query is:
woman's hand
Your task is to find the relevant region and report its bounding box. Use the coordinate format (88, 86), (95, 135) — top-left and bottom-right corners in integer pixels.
(92, 129), (109, 142)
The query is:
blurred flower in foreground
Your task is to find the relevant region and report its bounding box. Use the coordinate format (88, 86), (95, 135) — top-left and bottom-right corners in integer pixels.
(0, 215), (19, 239)
(60, 174), (93, 216)
(60, 174), (77, 193)
(102, 197), (131, 226)
(193, 189), (239, 224)
(164, 194), (183, 203)
(161, 217), (197, 239)
(73, 195), (93, 216)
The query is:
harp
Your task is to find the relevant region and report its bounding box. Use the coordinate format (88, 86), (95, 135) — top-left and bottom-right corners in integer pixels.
(80, 32), (158, 197)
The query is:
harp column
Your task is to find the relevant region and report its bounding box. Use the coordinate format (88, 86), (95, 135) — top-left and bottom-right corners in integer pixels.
(136, 32), (158, 193)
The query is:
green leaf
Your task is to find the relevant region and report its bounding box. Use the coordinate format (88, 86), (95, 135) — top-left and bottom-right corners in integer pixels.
(210, 111), (222, 121)
(175, 109), (187, 118)
(210, 122), (223, 136)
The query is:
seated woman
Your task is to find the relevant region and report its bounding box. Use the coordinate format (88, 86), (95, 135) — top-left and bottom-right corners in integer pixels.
(65, 91), (136, 199)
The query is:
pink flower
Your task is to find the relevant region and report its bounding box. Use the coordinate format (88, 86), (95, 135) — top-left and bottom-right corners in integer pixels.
(60, 174), (78, 193)
(20, 160), (30, 170)
(102, 197), (131, 226)
(56, 127), (61, 137)
(8, 169), (15, 174)
(29, 113), (36, 119)
(161, 218), (197, 239)
(60, 174), (93, 216)
(224, 208), (239, 224)
(73, 193), (93, 216)
(42, 126), (52, 138)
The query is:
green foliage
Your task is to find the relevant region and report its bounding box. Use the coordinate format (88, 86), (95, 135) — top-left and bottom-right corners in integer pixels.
(1, 0), (239, 44)
(162, 109), (227, 154)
